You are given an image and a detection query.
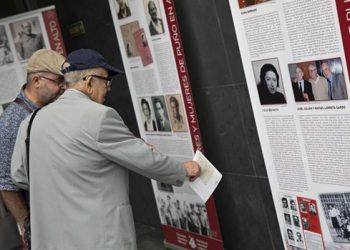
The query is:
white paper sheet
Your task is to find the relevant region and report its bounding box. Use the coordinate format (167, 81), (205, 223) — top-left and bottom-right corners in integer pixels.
(188, 150), (222, 202)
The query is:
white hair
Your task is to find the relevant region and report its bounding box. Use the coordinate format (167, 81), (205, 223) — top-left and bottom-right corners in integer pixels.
(64, 68), (100, 86)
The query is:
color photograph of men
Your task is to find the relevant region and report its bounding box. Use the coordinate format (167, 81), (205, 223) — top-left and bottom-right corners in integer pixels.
(288, 58), (347, 102)
(321, 60), (348, 100)
(291, 66), (314, 102)
(139, 97), (157, 132)
(116, 0), (131, 19)
(144, 0), (165, 36)
(10, 17), (45, 60)
(152, 96), (171, 132)
(166, 95), (188, 132)
(0, 25), (14, 66)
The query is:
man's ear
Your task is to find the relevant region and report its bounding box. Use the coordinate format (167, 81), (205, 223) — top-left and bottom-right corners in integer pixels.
(32, 75), (41, 88)
(85, 76), (93, 94)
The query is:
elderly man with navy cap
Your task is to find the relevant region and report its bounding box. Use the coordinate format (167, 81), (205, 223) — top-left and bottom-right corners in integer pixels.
(11, 49), (201, 250)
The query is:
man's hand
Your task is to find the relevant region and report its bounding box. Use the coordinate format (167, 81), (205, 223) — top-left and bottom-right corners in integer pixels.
(1, 191), (28, 233)
(303, 93), (309, 101)
(183, 161), (201, 182)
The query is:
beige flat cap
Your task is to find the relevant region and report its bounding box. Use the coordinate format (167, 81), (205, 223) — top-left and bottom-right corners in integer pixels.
(27, 49), (66, 75)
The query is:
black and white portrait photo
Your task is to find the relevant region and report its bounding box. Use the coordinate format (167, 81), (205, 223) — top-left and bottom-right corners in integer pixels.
(116, 0), (131, 19)
(309, 203), (317, 215)
(152, 96), (171, 132)
(139, 97), (157, 132)
(290, 199), (297, 211)
(166, 95), (187, 132)
(10, 17), (45, 60)
(144, 0), (165, 36)
(282, 197), (289, 209)
(292, 215), (300, 227)
(0, 25), (14, 65)
(252, 58), (286, 105)
(284, 213), (292, 225)
(299, 201), (307, 213)
(287, 229), (294, 241)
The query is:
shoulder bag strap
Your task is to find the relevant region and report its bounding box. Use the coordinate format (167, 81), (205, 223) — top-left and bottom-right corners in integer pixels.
(14, 98), (33, 113)
(24, 108), (41, 182)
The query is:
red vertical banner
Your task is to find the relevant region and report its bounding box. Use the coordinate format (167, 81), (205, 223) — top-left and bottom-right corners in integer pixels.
(336, 1), (350, 80)
(162, 1), (224, 249)
(162, 1), (203, 153)
(42, 8), (66, 56)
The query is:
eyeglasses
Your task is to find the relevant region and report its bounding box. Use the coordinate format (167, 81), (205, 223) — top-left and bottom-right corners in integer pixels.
(38, 75), (65, 84)
(83, 75), (112, 91)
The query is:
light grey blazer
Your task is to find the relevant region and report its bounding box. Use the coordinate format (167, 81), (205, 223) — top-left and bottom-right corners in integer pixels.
(11, 89), (186, 250)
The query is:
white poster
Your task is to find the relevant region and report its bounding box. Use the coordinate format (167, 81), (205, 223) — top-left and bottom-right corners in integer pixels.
(229, 0), (350, 249)
(109, 0), (224, 249)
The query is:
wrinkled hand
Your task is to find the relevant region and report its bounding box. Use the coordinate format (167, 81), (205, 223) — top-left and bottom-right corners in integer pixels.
(183, 161), (201, 182)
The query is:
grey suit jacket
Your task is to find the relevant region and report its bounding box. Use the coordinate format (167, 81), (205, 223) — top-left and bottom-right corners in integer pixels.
(329, 73), (348, 100)
(11, 89), (186, 250)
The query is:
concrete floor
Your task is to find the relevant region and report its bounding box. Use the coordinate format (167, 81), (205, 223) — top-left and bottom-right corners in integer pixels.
(135, 222), (167, 250)
(0, 217), (167, 250)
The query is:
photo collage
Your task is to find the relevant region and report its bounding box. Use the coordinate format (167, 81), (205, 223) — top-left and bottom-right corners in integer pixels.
(116, 0), (166, 67)
(281, 196), (307, 249)
(252, 57), (347, 106)
(138, 94), (188, 133)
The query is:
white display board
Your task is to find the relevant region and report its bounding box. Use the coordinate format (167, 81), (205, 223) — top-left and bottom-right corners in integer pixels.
(109, 0), (224, 249)
(229, 0), (350, 249)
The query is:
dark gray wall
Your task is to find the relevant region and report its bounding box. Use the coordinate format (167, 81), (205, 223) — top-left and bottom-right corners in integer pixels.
(0, 0), (284, 249)
(173, 1), (283, 249)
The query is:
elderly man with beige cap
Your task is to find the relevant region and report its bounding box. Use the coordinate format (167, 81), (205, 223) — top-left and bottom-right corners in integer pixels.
(0, 49), (65, 249)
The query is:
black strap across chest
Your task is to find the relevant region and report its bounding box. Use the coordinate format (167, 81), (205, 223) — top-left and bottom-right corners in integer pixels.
(14, 98), (33, 113)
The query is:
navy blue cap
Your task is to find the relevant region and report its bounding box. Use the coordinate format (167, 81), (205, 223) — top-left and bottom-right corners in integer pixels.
(61, 49), (123, 76)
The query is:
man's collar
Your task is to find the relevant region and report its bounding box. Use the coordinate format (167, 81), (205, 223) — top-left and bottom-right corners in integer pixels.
(20, 84), (39, 111)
